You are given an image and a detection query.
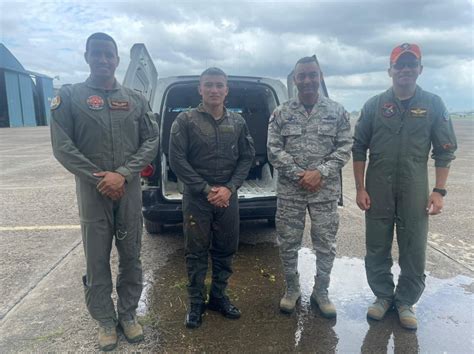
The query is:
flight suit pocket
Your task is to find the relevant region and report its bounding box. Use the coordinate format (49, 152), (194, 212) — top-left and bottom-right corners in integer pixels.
(116, 211), (143, 259)
(191, 121), (215, 146)
(141, 112), (159, 139)
(76, 181), (108, 223)
(220, 127), (239, 159)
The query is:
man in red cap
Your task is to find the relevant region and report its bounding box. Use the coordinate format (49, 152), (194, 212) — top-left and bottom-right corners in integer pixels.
(352, 43), (457, 330)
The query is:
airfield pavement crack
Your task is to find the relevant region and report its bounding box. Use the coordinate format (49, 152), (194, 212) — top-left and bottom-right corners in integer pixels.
(0, 238), (82, 323)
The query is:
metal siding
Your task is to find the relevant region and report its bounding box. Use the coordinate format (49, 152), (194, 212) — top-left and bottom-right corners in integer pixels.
(18, 74), (36, 126)
(4, 71), (22, 127)
(37, 77), (54, 125)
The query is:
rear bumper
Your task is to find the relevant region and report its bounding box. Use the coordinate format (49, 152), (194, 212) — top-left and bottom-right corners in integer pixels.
(142, 188), (276, 225)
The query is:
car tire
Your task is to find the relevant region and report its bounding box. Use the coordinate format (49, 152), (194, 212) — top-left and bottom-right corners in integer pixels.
(144, 219), (164, 235)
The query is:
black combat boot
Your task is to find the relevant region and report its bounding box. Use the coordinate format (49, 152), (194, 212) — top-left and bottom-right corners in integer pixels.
(185, 303), (206, 328)
(207, 295), (241, 319)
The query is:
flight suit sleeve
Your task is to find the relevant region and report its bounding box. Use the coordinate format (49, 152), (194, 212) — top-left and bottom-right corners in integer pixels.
(224, 119), (255, 193)
(430, 96), (457, 168)
(169, 114), (212, 195)
(352, 100), (374, 162)
(267, 108), (305, 181)
(50, 86), (102, 186)
(115, 97), (159, 183)
(316, 107), (352, 178)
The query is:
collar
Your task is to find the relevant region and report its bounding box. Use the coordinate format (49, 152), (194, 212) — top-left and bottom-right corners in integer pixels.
(289, 94), (328, 112)
(388, 85), (423, 104)
(85, 77), (121, 91)
(196, 103), (230, 120)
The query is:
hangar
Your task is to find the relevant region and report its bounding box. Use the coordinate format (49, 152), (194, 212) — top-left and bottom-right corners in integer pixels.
(0, 43), (53, 127)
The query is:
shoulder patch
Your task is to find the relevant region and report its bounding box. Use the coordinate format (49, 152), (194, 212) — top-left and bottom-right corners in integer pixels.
(342, 110), (350, 122)
(50, 95), (61, 110)
(443, 110), (450, 121)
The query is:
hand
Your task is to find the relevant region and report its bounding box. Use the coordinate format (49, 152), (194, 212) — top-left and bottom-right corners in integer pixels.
(94, 171), (126, 198)
(108, 185), (125, 201)
(426, 192), (444, 215)
(356, 189), (371, 211)
(297, 170), (322, 192)
(207, 186), (231, 208)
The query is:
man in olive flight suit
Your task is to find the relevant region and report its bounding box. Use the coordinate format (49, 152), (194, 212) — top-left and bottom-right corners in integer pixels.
(352, 43), (457, 330)
(267, 56), (352, 318)
(169, 67), (255, 329)
(50, 33), (158, 351)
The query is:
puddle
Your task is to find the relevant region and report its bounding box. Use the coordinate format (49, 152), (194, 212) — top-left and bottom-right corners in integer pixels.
(138, 244), (473, 353)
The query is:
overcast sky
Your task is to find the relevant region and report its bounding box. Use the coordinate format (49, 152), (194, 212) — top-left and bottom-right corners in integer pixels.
(1, 0), (472, 111)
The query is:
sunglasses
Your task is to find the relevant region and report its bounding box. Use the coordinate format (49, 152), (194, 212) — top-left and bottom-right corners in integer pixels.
(392, 61), (420, 70)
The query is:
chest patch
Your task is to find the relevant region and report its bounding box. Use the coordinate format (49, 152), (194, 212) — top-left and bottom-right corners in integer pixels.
(108, 99), (130, 110)
(410, 108), (427, 118)
(382, 103), (396, 118)
(50, 95), (61, 110)
(87, 95), (105, 110)
(220, 125), (235, 133)
(287, 115), (298, 123)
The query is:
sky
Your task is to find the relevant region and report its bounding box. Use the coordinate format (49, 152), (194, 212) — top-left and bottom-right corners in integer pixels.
(1, 0), (473, 112)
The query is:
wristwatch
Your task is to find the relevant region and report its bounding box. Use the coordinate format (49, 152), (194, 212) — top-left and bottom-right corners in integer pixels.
(432, 188), (447, 197)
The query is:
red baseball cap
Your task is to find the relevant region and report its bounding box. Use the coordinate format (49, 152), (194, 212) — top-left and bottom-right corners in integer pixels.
(390, 43), (422, 64)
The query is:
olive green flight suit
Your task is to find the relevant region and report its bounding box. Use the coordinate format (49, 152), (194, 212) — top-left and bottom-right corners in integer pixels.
(50, 78), (159, 326)
(352, 86), (457, 306)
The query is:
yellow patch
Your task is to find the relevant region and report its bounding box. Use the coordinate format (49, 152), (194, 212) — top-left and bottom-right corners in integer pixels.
(410, 108), (427, 118)
(50, 95), (61, 110)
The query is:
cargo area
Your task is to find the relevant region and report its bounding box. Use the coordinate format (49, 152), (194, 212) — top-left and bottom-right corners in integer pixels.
(159, 79), (279, 200)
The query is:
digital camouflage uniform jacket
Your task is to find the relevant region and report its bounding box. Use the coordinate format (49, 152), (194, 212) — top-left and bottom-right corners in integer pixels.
(267, 95), (352, 202)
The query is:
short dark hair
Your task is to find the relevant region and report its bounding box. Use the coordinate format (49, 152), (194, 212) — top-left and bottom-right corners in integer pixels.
(294, 56), (319, 71)
(86, 32), (118, 54)
(200, 67), (228, 81)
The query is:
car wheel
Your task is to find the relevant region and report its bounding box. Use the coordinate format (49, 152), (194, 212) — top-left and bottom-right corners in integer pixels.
(267, 218), (276, 228)
(144, 219), (164, 234)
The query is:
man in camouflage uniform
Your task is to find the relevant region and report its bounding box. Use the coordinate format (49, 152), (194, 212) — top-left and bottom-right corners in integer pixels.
(353, 43), (457, 330)
(50, 33), (159, 350)
(267, 56), (352, 317)
(169, 67), (255, 328)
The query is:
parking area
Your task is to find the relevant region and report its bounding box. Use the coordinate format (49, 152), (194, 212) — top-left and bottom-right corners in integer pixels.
(0, 120), (472, 352)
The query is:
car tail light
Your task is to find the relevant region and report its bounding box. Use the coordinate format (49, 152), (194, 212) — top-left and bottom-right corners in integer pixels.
(141, 164), (155, 178)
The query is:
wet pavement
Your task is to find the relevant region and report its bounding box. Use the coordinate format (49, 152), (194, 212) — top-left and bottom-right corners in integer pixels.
(0, 121), (473, 352)
(137, 245), (473, 353)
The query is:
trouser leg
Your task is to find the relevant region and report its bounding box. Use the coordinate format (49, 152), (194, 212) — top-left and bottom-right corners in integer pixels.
(77, 180), (116, 327)
(365, 215), (396, 300)
(394, 216), (428, 306)
(209, 193), (240, 299)
(275, 197), (306, 275)
(183, 193), (212, 305)
(115, 180), (144, 321)
(308, 201), (339, 292)
(81, 216), (116, 326)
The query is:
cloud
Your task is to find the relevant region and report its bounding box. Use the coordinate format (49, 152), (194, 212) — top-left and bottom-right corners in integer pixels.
(1, 0), (472, 111)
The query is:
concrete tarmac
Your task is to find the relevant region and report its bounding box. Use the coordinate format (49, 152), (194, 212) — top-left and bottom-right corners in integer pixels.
(0, 119), (472, 352)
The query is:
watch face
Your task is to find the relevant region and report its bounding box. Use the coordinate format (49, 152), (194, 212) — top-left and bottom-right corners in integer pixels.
(434, 188), (447, 196)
